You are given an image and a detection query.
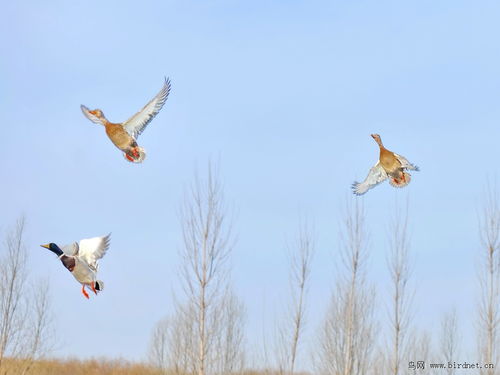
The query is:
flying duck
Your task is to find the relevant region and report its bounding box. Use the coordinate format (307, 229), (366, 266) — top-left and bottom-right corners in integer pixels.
(41, 234), (111, 299)
(81, 78), (171, 163)
(352, 134), (419, 195)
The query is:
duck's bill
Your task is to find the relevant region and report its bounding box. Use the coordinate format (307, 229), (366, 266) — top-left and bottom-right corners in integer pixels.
(40, 244), (50, 249)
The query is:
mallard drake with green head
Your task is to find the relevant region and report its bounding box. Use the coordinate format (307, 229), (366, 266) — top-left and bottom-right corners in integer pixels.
(41, 234), (111, 299)
(352, 134), (419, 195)
(81, 78), (171, 163)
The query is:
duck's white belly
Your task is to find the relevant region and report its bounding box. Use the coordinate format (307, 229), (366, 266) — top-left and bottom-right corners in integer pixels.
(71, 259), (95, 284)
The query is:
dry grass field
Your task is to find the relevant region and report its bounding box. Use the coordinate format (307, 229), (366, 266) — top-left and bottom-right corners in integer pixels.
(1, 358), (163, 375)
(0, 358), (285, 375)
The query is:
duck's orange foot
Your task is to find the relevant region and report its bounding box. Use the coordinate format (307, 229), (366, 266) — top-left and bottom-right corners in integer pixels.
(125, 153), (134, 162)
(90, 282), (98, 295)
(81, 285), (89, 299)
(132, 147), (140, 158)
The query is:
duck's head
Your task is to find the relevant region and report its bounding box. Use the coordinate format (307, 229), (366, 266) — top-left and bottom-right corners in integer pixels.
(80, 105), (107, 124)
(371, 133), (383, 146)
(90, 109), (104, 118)
(40, 243), (63, 257)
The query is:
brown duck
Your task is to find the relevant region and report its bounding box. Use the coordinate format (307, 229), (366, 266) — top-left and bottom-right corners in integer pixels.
(352, 134), (419, 195)
(81, 78), (171, 163)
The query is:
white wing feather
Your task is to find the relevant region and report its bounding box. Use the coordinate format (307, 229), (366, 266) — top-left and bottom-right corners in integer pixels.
(394, 153), (419, 171)
(352, 162), (388, 195)
(77, 234), (111, 271)
(122, 78), (171, 139)
(61, 242), (79, 256)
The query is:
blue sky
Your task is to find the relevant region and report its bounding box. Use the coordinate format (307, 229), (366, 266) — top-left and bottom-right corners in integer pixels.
(1, 0), (500, 368)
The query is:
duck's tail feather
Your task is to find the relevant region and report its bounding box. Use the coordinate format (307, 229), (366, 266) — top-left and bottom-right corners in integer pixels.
(95, 280), (104, 292)
(389, 172), (411, 188)
(123, 146), (146, 163)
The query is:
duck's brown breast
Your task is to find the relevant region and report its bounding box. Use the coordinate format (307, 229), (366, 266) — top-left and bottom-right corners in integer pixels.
(379, 148), (401, 174)
(60, 255), (76, 272)
(104, 122), (134, 150)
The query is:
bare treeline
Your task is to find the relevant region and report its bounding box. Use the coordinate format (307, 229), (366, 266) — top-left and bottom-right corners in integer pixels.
(148, 173), (500, 375)
(2, 169), (492, 374)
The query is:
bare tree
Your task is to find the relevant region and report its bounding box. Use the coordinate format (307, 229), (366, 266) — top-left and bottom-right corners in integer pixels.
(440, 309), (459, 375)
(0, 218), (56, 374)
(149, 303), (199, 375)
(182, 164), (231, 375)
(406, 331), (434, 375)
(477, 184), (500, 374)
(150, 163), (245, 375)
(149, 317), (170, 373)
(387, 200), (414, 375)
(276, 220), (315, 375)
(369, 349), (387, 375)
(169, 302), (199, 375)
(212, 289), (246, 375)
(19, 278), (56, 375)
(314, 200), (376, 375)
(0, 218), (29, 369)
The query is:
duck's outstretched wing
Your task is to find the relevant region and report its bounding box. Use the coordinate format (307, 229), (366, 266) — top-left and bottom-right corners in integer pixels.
(77, 234), (111, 270)
(352, 162), (388, 195)
(122, 78), (171, 139)
(394, 153), (419, 171)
